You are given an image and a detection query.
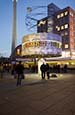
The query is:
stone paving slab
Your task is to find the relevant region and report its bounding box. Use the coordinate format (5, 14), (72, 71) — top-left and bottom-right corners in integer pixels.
(0, 73), (75, 115)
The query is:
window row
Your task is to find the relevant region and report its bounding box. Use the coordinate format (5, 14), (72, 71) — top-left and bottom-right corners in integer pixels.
(56, 24), (68, 31)
(57, 11), (68, 19)
(61, 32), (68, 36)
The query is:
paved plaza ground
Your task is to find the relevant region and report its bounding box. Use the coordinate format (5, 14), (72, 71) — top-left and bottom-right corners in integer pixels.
(0, 72), (75, 115)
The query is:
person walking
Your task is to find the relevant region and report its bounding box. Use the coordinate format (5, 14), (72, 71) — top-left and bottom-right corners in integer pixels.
(46, 63), (50, 79)
(15, 61), (24, 86)
(0, 62), (4, 78)
(63, 64), (67, 73)
(40, 63), (46, 79)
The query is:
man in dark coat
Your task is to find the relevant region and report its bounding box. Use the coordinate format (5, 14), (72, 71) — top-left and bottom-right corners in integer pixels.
(15, 61), (24, 86)
(40, 63), (46, 79)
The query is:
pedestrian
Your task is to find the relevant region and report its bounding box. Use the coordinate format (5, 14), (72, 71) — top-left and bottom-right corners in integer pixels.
(0, 62), (4, 78)
(57, 64), (60, 73)
(11, 63), (17, 77)
(40, 63), (46, 79)
(15, 61), (25, 86)
(46, 63), (50, 79)
(63, 64), (67, 73)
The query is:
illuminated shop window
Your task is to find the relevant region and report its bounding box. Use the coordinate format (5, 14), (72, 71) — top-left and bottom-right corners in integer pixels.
(61, 13), (64, 17)
(65, 44), (68, 48)
(64, 24), (68, 29)
(64, 11), (68, 16)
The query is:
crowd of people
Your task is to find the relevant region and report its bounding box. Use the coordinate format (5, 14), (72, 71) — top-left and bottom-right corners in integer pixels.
(0, 60), (69, 86)
(40, 63), (68, 79)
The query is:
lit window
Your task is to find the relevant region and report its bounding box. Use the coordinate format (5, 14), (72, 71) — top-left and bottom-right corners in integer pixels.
(57, 27), (60, 31)
(17, 49), (20, 55)
(65, 11), (68, 16)
(48, 20), (53, 24)
(38, 20), (46, 26)
(43, 21), (46, 24)
(61, 13), (64, 17)
(56, 26), (58, 29)
(61, 26), (64, 30)
(40, 21), (44, 24)
(65, 44), (68, 48)
(65, 24), (68, 29)
(65, 32), (68, 35)
(57, 15), (60, 19)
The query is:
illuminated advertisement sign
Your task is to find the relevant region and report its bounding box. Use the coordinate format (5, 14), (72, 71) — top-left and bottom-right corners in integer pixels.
(22, 33), (62, 56)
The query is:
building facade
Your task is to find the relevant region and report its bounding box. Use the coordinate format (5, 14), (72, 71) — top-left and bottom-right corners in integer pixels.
(37, 3), (75, 58)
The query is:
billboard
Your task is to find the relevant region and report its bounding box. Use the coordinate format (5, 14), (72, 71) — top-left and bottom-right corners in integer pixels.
(22, 33), (62, 56)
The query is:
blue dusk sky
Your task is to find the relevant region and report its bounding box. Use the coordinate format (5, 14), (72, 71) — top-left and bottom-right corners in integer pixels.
(0, 0), (75, 57)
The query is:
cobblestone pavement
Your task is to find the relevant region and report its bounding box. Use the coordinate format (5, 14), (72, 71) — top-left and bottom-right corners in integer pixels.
(0, 73), (75, 115)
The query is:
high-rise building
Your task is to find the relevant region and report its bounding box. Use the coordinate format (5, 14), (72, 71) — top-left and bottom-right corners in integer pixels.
(54, 7), (75, 57)
(37, 3), (75, 58)
(37, 3), (60, 33)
